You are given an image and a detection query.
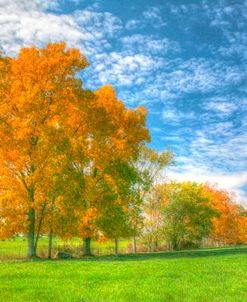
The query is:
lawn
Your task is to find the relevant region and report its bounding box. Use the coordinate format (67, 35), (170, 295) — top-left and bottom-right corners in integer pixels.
(0, 246), (246, 302)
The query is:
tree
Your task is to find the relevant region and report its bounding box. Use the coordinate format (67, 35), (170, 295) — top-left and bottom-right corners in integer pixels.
(142, 184), (167, 252)
(69, 85), (151, 255)
(0, 43), (151, 257)
(136, 147), (174, 252)
(0, 42), (93, 257)
(162, 182), (217, 250)
(96, 161), (142, 255)
(203, 184), (247, 245)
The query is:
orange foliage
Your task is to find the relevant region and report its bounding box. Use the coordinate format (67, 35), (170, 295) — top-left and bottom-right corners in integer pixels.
(203, 184), (247, 245)
(0, 42), (150, 256)
(0, 43), (88, 242)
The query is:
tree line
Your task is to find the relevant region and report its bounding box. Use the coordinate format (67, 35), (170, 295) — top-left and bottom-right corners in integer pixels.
(141, 181), (247, 252)
(0, 43), (246, 258)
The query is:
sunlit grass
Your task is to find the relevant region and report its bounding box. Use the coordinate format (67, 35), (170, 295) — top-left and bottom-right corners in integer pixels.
(0, 246), (246, 302)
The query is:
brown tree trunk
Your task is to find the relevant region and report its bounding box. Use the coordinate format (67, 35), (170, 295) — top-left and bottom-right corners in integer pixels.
(27, 207), (36, 258)
(154, 240), (158, 252)
(115, 239), (119, 255)
(48, 225), (53, 259)
(133, 236), (137, 253)
(34, 201), (47, 254)
(171, 238), (179, 250)
(83, 238), (91, 256)
(150, 238), (155, 252)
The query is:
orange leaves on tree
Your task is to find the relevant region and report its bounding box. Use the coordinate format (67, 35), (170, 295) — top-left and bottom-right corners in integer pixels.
(0, 42), (151, 257)
(203, 184), (247, 245)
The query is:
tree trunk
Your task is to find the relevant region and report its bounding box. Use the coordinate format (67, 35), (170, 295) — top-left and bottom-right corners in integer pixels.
(171, 239), (179, 250)
(115, 239), (119, 255)
(34, 201), (47, 254)
(27, 207), (36, 258)
(150, 239), (155, 252)
(83, 238), (91, 256)
(48, 225), (53, 259)
(154, 240), (158, 252)
(133, 236), (137, 253)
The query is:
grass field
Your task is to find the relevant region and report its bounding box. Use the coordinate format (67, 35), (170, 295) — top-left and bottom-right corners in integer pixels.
(0, 246), (246, 302)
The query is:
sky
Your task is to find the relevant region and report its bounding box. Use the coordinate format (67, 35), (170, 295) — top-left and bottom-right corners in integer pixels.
(0, 0), (247, 205)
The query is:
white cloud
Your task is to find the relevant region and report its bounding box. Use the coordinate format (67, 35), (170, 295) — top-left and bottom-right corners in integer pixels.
(162, 59), (244, 94)
(0, 0), (60, 11)
(204, 98), (238, 118)
(151, 127), (163, 133)
(0, 0), (122, 55)
(121, 34), (180, 55)
(143, 7), (166, 27)
(2, 0), (244, 108)
(125, 58), (245, 105)
(125, 19), (142, 30)
(166, 166), (247, 206)
(163, 119), (247, 206)
(169, 0), (247, 61)
(162, 108), (196, 124)
(125, 6), (166, 30)
(84, 51), (165, 90)
(85, 52), (245, 106)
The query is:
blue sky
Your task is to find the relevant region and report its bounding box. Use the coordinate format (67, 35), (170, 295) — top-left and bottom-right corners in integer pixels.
(1, 0), (247, 204)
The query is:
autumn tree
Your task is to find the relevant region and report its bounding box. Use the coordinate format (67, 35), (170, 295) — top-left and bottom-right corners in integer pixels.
(203, 184), (247, 245)
(0, 42), (95, 257)
(162, 182), (217, 250)
(69, 85), (151, 255)
(12, 68), (151, 257)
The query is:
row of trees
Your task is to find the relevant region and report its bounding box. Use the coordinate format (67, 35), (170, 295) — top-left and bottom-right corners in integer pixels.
(0, 43), (246, 258)
(0, 42), (174, 257)
(142, 182), (247, 251)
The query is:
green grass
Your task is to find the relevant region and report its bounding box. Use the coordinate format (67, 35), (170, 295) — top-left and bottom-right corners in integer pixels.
(0, 246), (246, 302)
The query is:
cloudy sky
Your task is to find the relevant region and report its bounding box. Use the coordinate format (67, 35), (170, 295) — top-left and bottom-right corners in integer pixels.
(1, 0), (247, 204)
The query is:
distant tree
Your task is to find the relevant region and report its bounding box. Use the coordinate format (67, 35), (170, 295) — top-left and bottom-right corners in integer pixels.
(162, 182), (217, 250)
(142, 184), (167, 252)
(203, 184), (247, 245)
(136, 147), (174, 252)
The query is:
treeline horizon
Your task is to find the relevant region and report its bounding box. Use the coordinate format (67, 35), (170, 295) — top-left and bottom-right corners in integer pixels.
(0, 43), (246, 259)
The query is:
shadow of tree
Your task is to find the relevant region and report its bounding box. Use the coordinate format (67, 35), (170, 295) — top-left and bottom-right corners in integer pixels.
(77, 245), (247, 262)
(18, 245), (247, 263)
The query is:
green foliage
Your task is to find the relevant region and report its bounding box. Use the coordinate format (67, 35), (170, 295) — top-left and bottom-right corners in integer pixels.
(163, 182), (218, 249)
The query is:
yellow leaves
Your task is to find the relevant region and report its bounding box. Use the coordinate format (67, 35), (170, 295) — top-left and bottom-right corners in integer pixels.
(97, 234), (108, 243)
(89, 84), (150, 170)
(78, 208), (98, 238)
(95, 84), (116, 99)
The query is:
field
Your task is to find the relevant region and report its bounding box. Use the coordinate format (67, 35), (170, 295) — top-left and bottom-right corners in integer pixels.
(0, 246), (246, 302)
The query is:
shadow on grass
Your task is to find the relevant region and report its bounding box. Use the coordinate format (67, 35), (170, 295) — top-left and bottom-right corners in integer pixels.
(7, 245), (246, 263)
(78, 246), (247, 262)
